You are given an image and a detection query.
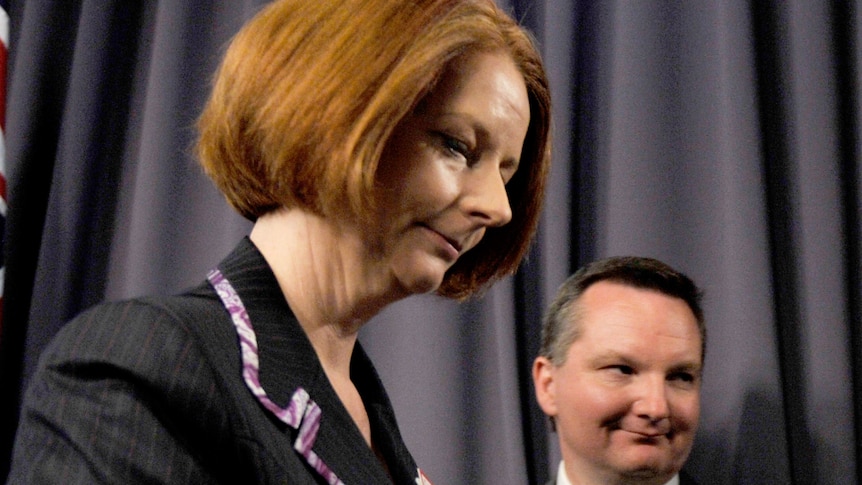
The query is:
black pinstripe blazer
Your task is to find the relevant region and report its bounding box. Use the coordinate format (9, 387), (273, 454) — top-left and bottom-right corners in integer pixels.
(7, 238), (421, 484)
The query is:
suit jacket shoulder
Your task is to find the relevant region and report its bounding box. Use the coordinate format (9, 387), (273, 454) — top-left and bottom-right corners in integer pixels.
(679, 470), (700, 485)
(9, 275), (311, 483)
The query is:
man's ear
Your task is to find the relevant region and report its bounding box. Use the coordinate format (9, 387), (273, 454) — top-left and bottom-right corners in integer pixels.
(532, 356), (558, 417)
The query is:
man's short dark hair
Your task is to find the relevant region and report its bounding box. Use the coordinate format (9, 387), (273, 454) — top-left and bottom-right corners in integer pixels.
(539, 256), (705, 365)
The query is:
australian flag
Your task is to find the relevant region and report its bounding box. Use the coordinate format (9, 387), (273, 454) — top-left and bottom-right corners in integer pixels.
(0, 0), (8, 329)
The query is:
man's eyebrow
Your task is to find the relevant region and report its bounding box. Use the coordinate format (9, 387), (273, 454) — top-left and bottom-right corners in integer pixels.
(586, 352), (703, 373)
(669, 362), (703, 375)
(587, 350), (637, 365)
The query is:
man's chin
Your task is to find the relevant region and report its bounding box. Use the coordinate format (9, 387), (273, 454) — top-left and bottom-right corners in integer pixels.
(608, 449), (681, 481)
(614, 458), (679, 484)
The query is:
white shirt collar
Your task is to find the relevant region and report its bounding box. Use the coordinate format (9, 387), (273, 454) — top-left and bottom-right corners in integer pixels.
(556, 461), (680, 485)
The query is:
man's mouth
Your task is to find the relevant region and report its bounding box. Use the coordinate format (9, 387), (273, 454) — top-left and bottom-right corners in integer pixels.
(608, 420), (672, 442)
(622, 429), (674, 444)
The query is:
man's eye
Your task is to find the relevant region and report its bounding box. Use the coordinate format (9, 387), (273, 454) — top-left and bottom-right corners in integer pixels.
(607, 365), (634, 375)
(669, 372), (695, 383)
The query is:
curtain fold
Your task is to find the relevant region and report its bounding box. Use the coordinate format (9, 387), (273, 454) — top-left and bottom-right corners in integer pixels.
(1, 1), (860, 484)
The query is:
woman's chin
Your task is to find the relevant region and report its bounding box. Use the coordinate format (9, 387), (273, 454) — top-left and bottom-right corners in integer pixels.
(402, 277), (443, 296)
(387, 253), (453, 296)
(395, 268), (446, 296)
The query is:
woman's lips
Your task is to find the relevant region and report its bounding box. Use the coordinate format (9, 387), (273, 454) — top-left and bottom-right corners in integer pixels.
(422, 225), (461, 260)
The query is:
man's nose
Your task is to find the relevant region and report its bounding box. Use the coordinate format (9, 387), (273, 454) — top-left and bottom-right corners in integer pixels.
(633, 376), (671, 424)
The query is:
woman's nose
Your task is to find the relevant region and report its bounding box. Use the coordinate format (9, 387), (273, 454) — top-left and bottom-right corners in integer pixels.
(463, 162), (512, 227)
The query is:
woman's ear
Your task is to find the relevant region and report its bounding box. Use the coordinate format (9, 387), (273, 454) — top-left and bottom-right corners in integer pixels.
(532, 356), (558, 417)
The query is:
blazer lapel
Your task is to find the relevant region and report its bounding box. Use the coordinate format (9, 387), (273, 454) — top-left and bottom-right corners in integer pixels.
(214, 238), (402, 484)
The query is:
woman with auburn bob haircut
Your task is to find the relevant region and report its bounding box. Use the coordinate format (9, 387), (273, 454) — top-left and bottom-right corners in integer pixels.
(197, 0), (551, 298)
(8, 0), (550, 484)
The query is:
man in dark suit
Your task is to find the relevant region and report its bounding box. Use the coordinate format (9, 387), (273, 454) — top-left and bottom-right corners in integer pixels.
(533, 257), (704, 485)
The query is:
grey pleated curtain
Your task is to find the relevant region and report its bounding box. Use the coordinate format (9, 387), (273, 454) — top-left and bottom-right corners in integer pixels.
(1, 1), (859, 484)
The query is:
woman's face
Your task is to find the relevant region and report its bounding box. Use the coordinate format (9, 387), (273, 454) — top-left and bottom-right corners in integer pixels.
(372, 49), (530, 295)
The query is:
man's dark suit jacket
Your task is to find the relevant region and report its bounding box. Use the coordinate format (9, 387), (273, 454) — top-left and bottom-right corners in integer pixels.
(8, 238), (421, 484)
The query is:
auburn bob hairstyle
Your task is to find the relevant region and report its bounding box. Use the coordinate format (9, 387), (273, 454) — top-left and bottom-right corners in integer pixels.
(196, 0), (551, 299)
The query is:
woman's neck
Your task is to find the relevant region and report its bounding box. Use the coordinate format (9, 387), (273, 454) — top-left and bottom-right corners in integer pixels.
(249, 208), (399, 376)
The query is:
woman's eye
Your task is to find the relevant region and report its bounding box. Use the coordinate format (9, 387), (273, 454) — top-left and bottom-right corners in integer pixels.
(441, 134), (470, 160)
(500, 159), (519, 184)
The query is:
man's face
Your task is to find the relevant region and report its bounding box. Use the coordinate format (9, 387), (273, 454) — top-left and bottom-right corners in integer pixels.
(533, 281), (702, 485)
